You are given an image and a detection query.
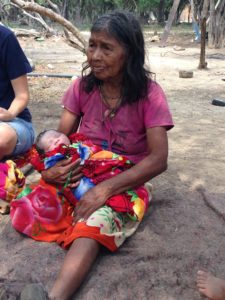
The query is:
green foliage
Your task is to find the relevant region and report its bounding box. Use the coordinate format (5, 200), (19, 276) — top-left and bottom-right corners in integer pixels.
(79, 0), (115, 22)
(4, 0), (191, 27)
(138, 0), (160, 12)
(35, 0), (46, 5)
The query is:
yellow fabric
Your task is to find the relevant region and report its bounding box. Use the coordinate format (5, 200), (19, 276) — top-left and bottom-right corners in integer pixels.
(5, 160), (25, 202)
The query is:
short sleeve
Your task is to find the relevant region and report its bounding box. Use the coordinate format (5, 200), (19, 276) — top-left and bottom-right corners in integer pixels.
(2, 32), (32, 80)
(61, 78), (82, 116)
(143, 82), (174, 130)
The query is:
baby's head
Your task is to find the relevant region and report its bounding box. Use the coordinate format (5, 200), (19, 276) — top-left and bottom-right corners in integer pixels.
(36, 129), (70, 154)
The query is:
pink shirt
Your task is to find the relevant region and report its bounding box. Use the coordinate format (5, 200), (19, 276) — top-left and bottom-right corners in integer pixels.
(61, 78), (174, 164)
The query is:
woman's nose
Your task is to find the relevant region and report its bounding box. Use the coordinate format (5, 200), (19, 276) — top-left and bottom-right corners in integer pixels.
(92, 47), (102, 60)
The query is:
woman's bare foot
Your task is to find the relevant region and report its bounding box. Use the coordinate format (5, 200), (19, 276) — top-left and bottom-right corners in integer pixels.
(197, 270), (225, 300)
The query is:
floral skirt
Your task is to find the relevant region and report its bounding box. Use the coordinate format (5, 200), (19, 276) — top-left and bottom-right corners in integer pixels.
(57, 205), (141, 251)
(10, 180), (151, 252)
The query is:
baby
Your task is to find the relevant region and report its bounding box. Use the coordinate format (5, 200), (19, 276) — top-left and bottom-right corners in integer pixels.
(36, 129), (71, 154)
(34, 129), (148, 221)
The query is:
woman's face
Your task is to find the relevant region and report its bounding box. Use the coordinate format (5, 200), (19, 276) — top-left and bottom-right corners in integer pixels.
(87, 30), (126, 82)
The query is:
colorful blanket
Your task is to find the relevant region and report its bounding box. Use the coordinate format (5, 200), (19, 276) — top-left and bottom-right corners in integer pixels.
(29, 133), (148, 220)
(10, 133), (149, 247)
(10, 179), (149, 251)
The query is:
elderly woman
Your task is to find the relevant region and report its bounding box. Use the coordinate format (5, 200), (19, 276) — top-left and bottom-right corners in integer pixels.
(19, 10), (173, 300)
(0, 24), (35, 160)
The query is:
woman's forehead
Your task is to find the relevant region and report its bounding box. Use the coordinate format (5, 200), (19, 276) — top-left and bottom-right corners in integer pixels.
(90, 30), (119, 44)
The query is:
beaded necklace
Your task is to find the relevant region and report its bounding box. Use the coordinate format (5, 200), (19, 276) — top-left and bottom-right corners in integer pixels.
(99, 85), (122, 119)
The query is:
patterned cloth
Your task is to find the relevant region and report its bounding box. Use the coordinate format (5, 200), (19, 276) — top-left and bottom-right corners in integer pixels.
(10, 134), (150, 251)
(0, 160), (25, 202)
(57, 205), (142, 251)
(9, 146), (38, 168)
(30, 133), (149, 221)
(10, 179), (149, 251)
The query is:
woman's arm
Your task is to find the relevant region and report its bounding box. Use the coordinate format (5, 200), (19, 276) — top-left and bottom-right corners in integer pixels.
(0, 75), (29, 121)
(102, 126), (168, 195)
(73, 126), (169, 222)
(41, 108), (83, 184)
(58, 108), (81, 135)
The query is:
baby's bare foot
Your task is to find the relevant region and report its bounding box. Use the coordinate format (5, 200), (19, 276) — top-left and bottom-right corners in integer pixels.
(197, 270), (225, 300)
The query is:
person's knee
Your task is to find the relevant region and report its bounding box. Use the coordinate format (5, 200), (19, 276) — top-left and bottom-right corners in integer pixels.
(0, 124), (17, 157)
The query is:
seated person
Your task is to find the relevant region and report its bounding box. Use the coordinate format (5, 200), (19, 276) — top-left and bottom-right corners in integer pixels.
(11, 11), (173, 300)
(0, 24), (35, 161)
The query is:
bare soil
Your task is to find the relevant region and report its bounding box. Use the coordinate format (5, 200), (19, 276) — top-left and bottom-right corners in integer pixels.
(0, 30), (225, 300)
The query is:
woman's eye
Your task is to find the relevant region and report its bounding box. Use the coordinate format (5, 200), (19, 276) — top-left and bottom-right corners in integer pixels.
(103, 45), (111, 51)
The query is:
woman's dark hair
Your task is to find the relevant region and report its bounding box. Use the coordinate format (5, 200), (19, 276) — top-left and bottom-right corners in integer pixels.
(81, 10), (151, 104)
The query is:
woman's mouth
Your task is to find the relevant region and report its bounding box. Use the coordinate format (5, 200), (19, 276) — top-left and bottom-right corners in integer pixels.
(92, 66), (104, 73)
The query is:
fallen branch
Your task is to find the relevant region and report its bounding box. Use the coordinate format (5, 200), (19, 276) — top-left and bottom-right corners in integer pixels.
(28, 73), (77, 78)
(10, 0), (87, 53)
(10, 2), (54, 35)
(13, 28), (41, 37)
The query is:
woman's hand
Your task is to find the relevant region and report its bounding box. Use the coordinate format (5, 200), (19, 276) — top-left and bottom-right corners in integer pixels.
(0, 108), (14, 121)
(41, 157), (83, 186)
(73, 184), (108, 224)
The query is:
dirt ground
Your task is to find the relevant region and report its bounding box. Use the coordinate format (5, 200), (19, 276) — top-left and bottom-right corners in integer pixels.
(0, 30), (225, 300)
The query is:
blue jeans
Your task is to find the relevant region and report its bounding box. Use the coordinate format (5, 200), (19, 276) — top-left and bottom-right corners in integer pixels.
(0, 118), (35, 156)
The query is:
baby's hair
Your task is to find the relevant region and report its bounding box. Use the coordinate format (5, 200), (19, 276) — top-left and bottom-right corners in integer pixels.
(35, 129), (57, 155)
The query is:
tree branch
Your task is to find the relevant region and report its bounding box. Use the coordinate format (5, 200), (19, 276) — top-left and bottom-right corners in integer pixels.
(45, 0), (61, 14)
(10, 0), (87, 52)
(12, 2), (54, 34)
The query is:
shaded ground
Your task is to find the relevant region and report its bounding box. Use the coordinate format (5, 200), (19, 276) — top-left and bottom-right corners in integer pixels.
(0, 30), (225, 300)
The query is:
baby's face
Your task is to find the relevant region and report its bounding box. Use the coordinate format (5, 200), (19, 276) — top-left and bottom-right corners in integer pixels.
(42, 131), (70, 152)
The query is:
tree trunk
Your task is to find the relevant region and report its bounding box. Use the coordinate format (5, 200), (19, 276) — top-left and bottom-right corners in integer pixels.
(192, 0), (199, 21)
(158, 0), (165, 24)
(202, 0), (210, 16)
(208, 0), (216, 47)
(198, 17), (207, 69)
(208, 0), (225, 48)
(159, 0), (181, 47)
(62, 0), (69, 19)
(214, 0), (225, 48)
(198, 0), (209, 69)
(74, 2), (81, 26)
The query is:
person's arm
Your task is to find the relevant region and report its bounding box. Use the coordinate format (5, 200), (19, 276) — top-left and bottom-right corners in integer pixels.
(0, 75), (29, 121)
(73, 126), (168, 222)
(101, 126), (168, 193)
(41, 108), (83, 184)
(58, 108), (81, 135)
